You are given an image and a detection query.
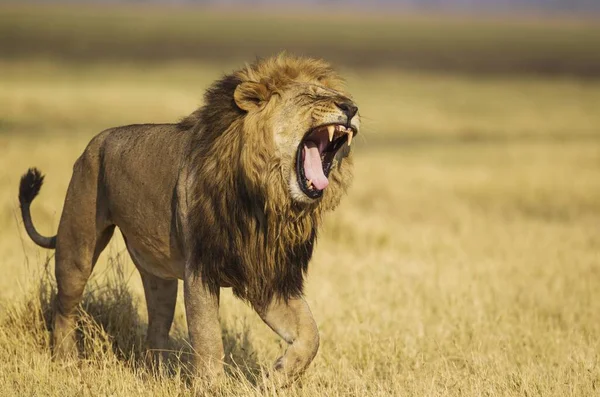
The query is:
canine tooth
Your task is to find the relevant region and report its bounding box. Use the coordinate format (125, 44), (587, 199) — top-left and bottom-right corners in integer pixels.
(347, 130), (353, 146)
(327, 125), (335, 142)
(307, 179), (313, 188)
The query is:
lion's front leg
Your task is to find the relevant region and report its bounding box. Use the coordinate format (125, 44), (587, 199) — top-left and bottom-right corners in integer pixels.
(256, 296), (320, 383)
(183, 267), (224, 382)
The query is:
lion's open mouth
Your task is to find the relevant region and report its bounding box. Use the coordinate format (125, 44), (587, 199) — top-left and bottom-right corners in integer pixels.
(296, 124), (355, 199)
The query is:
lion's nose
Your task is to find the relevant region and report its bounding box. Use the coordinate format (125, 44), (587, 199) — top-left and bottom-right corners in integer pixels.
(336, 101), (358, 120)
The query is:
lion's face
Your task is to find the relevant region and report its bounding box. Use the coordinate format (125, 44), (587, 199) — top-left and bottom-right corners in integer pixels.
(272, 83), (359, 204)
(235, 77), (359, 206)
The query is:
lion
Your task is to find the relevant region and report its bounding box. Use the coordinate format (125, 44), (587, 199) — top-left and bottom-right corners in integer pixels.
(18, 54), (359, 383)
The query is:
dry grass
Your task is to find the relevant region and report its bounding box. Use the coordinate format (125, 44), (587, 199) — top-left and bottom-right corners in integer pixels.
(0, 60), (599, 396)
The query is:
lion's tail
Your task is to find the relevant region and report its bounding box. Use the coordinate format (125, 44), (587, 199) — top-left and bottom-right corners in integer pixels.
(19, 168), (57, 249)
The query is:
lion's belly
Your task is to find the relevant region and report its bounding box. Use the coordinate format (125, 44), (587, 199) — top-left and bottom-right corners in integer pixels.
(120, 230), (185, 280)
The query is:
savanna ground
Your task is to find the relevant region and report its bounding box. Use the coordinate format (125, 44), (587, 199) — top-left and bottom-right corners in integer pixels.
(1, 5), (600, 396)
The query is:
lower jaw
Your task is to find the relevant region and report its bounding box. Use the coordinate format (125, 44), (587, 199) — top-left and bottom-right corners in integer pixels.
(290, 176), (322, 203)
(296, 171), (326, 199)
(303, 186), (323, 199)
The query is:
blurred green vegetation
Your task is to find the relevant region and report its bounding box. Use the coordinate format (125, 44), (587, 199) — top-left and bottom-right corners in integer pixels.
(1, 4), (600, 77)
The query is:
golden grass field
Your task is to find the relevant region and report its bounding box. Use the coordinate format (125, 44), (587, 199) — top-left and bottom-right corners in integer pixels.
(1, 18), (600, 395)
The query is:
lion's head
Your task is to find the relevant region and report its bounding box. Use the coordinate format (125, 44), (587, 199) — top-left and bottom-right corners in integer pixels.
(182, 54), (359, 305)
(232, 55), (360, 209)
(183, 54), (359, 211)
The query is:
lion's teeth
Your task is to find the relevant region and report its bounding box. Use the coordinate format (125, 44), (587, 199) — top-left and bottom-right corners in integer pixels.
(327, 125), (335, 142)
(347, 130), (353, 146)
(307, 179), (313, 188)
(335, 125), (343, 132)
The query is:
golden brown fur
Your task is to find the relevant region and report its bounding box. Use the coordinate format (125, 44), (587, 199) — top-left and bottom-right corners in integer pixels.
(18, 54), (359, 383)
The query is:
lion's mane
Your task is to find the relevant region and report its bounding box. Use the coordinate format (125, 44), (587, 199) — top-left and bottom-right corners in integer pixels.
(179, 55), (353, 308)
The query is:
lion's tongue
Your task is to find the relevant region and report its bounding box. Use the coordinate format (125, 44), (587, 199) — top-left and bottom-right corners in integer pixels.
(303, 142), (329, 190)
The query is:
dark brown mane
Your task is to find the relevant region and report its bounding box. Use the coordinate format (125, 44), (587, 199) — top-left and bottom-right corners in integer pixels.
(178, 73), (244, 133)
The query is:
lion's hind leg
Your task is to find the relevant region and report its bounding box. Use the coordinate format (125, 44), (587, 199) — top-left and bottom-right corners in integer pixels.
(53, 154), (114, 359)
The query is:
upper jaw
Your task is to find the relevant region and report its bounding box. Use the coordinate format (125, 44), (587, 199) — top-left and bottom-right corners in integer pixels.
(324, 123), (358, 145)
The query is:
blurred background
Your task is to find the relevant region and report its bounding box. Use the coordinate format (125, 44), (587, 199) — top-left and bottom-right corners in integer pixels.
(1, 1), (599, 396)
(1, 1), (600, 142)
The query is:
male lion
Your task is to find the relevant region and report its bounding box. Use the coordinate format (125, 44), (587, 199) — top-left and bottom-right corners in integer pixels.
(18, 54), (359, 382)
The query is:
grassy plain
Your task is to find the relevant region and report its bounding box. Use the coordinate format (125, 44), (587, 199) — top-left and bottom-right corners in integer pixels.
(1, 7), (600, 396)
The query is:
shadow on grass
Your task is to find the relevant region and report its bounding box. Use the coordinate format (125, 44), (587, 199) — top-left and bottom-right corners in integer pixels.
(10, 251), (261, 385)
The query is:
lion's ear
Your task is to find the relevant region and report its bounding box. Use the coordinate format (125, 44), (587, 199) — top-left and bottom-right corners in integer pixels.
(234, 81), (271, 111)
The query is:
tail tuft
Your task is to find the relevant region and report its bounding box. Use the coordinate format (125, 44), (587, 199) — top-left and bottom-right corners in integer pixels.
(19, 168), (45, 207)
(18, 167), (56, 249)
